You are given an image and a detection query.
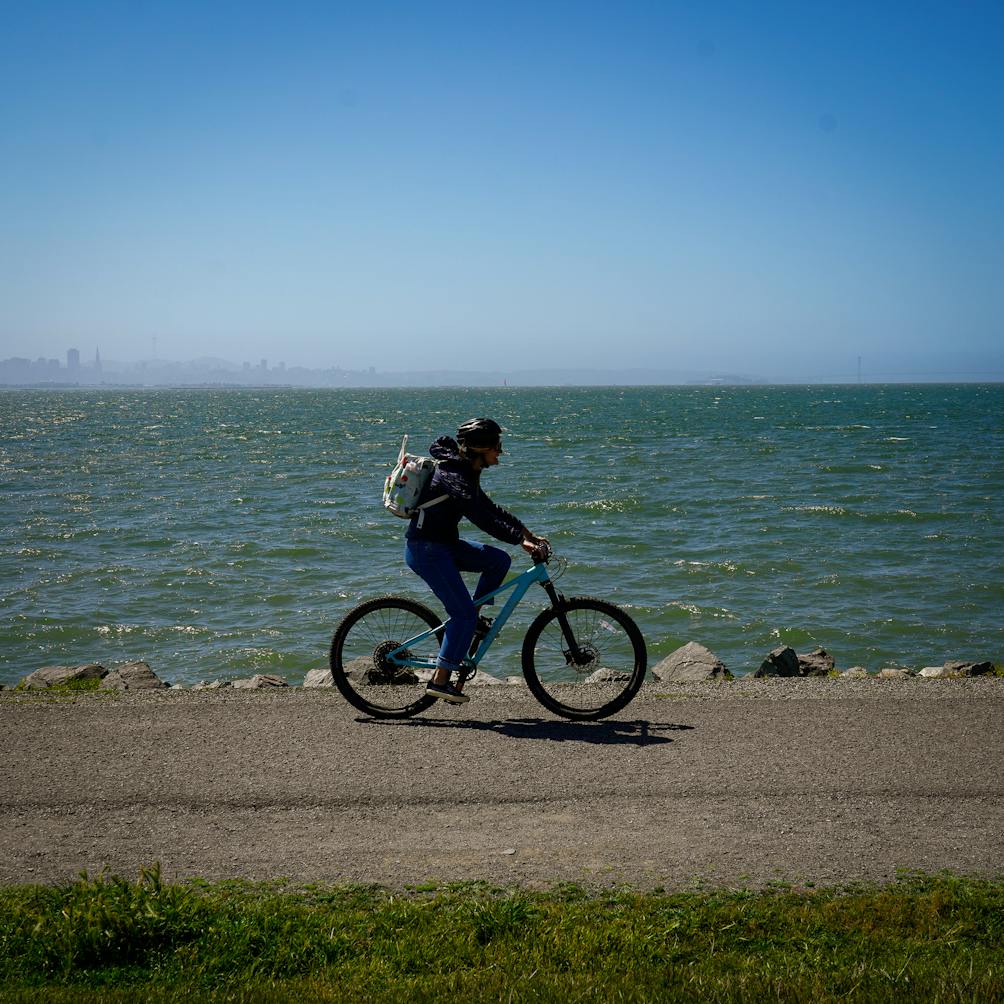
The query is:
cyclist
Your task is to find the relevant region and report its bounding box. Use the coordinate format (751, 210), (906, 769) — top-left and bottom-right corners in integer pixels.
(405, 417), (548, 704)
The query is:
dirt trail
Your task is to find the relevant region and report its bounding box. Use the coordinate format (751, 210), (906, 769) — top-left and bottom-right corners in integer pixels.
(2, 680), (1002, 889)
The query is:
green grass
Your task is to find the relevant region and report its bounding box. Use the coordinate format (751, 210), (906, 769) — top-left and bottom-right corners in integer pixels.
(2, 866), (1002, 1001)
(4, 678), (121, 703)
(10, 676), (104, 693)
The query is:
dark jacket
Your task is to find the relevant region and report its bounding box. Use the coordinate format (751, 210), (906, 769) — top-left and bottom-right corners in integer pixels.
(405, 436), (526, 545)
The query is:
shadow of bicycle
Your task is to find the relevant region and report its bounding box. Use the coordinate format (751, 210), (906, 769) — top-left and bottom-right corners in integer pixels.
(357, 716), (693, 746)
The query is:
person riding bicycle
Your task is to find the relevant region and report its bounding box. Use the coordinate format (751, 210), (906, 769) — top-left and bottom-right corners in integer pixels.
(405, 417), (548, 705)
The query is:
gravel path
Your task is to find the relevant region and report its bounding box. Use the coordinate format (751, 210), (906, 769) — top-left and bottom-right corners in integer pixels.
(2, 679), (1002, 890)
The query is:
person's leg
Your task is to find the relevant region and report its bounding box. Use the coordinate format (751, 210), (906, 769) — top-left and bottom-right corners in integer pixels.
(404, 538), (477, 684)
(450, 539), (512, 605)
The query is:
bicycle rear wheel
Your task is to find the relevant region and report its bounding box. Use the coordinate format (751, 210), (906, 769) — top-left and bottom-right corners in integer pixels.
(330, 596), (442, 718)
(521, 596), (647, 720)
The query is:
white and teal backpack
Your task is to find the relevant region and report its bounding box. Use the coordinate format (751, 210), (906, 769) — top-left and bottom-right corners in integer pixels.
(382, 436), (448, 527)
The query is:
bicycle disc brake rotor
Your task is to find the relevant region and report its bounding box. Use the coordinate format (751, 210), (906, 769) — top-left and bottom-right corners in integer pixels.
(370, 640), (418, 685)
(564, 642), (600, 673)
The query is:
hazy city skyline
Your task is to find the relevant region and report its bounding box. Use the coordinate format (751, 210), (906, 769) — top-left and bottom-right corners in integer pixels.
(2, 342), (999, 387)
(2, 3), (1002, 381)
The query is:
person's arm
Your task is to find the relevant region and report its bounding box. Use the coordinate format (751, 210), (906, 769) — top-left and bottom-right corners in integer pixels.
(464, 489), (550, 559)
(463, 488), (526, 544)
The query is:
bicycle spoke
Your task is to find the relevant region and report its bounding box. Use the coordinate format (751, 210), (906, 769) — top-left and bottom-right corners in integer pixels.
(522, 597), (646, 719)
(331, 597), (442, 717)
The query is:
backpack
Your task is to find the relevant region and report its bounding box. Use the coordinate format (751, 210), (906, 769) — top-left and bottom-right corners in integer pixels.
(382, 435), (448, 527)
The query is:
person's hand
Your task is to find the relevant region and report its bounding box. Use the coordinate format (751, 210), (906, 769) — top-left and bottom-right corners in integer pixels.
(521, 534), (551, 563)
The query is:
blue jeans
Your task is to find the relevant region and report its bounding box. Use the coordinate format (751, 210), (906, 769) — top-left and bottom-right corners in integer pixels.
(404, 537), (512, 669)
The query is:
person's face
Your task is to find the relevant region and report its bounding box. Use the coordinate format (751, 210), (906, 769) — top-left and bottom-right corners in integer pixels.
(475, 441), (503, 467)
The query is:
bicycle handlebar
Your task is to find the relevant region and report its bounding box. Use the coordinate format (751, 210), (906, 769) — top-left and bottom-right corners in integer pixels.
(532, 539), (553, 564)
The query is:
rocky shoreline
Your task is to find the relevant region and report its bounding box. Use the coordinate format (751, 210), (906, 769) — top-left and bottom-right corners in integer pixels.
(5, 641), (998, 693)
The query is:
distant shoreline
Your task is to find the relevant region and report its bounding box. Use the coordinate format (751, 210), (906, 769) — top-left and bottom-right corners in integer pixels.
(3, 379), (1004, 390)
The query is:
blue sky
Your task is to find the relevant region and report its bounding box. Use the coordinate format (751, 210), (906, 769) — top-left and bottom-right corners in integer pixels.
(2, 0), (1002, 380)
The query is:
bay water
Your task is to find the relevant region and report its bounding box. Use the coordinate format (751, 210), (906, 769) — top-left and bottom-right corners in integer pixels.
(2, 384), (1001, 687)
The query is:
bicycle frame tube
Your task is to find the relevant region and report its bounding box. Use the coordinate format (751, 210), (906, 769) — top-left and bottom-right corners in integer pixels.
(388, 561), (553, 668)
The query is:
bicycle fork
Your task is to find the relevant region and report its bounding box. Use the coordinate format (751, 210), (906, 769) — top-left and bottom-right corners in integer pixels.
(540, 580), (590, 668)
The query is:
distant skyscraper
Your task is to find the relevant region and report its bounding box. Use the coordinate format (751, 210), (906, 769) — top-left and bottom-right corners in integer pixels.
(94, 347), (102, 373)
(67, 348), (80, 372)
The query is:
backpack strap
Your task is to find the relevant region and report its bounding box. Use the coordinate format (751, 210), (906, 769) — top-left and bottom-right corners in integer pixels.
(414, 494), (448, 528)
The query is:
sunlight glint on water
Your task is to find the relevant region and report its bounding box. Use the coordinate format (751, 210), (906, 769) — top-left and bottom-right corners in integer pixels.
(1, 385), (1002, 685)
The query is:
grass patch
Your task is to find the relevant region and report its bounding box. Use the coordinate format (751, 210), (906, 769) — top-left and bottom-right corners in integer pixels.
(50, 676), (104, 692)
(11, 676), (103, 693)
(1, 866), (1002, 1001)
(4, 678), (119, 702)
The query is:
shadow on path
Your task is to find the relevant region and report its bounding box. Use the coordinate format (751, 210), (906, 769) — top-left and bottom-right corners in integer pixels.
(357, 717), (694, 746)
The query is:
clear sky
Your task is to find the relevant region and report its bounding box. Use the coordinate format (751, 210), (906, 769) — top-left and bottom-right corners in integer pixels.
(2, 1), (1002, 380)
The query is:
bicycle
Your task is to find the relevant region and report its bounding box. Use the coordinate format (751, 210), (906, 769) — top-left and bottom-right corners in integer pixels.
(329, 549), (647, 721)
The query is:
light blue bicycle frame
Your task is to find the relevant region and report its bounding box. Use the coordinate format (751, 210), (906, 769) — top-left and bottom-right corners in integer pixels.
(387, 560), (554, 670)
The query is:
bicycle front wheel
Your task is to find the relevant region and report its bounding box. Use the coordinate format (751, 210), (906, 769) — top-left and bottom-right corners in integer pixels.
(521, 596), (647, 720)
(330, 596), (442, 718)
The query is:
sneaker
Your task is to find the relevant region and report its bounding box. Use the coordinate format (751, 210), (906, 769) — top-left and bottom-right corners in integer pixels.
(425, 681), (471, 705)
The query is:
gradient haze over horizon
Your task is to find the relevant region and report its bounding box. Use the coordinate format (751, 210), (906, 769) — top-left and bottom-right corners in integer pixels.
(2, 1), (1002, 382)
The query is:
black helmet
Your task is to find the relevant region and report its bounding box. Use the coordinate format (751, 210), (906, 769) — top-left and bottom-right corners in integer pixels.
(456, 417), (502, 450)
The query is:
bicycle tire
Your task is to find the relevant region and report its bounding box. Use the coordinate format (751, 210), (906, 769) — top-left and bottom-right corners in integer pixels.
(330, 595), (443, 718)
(521, 596), (647, 720)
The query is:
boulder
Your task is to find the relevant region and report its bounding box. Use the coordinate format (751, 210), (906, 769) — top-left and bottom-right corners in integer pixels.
(23, 664), (107, 690)
(754, 646), (800, 678)
(877, 667), (915, 680)
(303, 667), (335, 688)
(919, 666), (951, 679)
(466, 671), (507, 686)
(99, 661), (167, 691)
(232, 674), (288, 689)
(797, 648), (836, 677)
(191, 679), (231, 690)
(840, 666), (871, 678)
(652, 642), (731, 682)
(585, 667), (635, 683)
(943, 660), (994, 677)
(340, 657), (422, 684)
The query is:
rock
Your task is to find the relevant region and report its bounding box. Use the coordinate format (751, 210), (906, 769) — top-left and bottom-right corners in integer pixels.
(585, 667), (635, 683)
(99, 661), (167, 691)
(191, 680), (232, 690)
(337, 654), (419, 686)
(919, 666), (950, 678)
(797, 648), (836, 677)
(877, 667), (915, 679)
(943, 660), (994, 677)
(505, 676), (526, 686)
(754, 646), (800, 678)
(232, 674), (288, 689)
(466, 671), (506, 686)
(341, 657), (372, 679)
(840, 667), (871, 678)
(303, 667), (334, 688)
(340, 657), (421, 684)
(651, 641), (731, 682)
(23, 664), (107, 690)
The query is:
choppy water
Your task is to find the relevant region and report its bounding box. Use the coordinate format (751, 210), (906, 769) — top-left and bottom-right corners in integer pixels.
(2, 385), (1002, 686)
